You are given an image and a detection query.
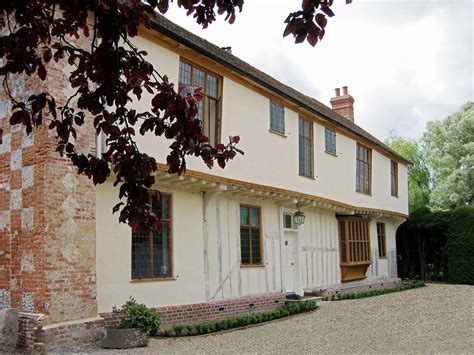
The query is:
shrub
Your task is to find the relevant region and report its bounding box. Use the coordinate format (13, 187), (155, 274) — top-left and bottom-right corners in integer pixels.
(173, 324), (186, 336)
(161, 299), (318, 337)
(185, 325), (198, 336)
(324, 281), (426, 301)
(447, 206), (474, 285)
(112, 297), (162, 335)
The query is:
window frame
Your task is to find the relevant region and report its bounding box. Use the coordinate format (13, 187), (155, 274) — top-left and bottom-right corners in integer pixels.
(390, 160), (399, 197)
(269, 101), (285, 135)
(178, 59), (223, 145)
(377, 222), (387, 258)
(239, 204), (264, 267)
(356, 143), (372, 195)
(338, 217), (371, 266)
(337, 216), (372, 282)
(283, 212), (298, 231)
(131, 192), (174, 281)
(298, 117), (314, 178)
(325, 128), (337, 155)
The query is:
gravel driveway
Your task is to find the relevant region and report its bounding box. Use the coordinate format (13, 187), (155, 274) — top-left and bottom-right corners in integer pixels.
(96, 284), (473, 354)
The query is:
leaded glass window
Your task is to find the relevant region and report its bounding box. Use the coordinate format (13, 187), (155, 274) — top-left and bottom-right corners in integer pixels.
(131, 193), (172, 279)
(356, 144), (371, 194)
(270, 102), (285, 134)
(299, 117), (313, 177)
(178, 60), (221, 145)
(325, 128), (336, 154)
(240, 205), (262, 266)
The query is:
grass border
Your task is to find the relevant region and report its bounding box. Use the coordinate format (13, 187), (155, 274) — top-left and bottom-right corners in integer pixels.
(321, 280), (425, 301)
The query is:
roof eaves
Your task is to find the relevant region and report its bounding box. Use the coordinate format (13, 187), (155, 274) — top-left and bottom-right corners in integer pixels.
(148, 17), (410, 165)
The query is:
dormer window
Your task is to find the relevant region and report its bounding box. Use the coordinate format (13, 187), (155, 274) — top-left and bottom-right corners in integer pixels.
(179, 60), (222, 145)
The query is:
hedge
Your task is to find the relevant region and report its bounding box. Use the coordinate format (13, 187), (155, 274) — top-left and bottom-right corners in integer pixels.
(321, 281), (425, 301)
(162, 299), (317, 337)
(446, 206), (474, 285)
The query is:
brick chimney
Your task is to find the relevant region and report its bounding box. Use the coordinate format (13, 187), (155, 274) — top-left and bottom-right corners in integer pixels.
(330, 86), (355, 122)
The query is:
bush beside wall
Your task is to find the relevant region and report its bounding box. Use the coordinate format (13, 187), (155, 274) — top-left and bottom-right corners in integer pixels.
(446, 206), (474, 285)
(162, 300), (317, 337)
(322, 281), (426, 301)
(397, 205), (474, 284)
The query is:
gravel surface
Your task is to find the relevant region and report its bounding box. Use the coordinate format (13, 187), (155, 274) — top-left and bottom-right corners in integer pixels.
(92, 284), (473, 354)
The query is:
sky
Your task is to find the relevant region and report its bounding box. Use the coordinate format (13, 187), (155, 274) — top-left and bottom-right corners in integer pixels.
(164, 0), (473, 141)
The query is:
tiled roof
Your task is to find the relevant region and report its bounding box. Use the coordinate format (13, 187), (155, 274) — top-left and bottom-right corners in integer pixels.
(150, 15), (409, 165)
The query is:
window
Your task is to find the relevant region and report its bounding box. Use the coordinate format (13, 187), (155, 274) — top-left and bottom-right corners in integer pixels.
(391, 160), (398, 197)
(325, 128), (336, 155)
(356, 144), (372, 194)
(178, 61), (222, 145)
(131, 193), (172, 280)
(95, 131), (107, 159)
(240, 205), (262, 266)
(270, 102), (285, 134)
(338, 217), (371, 281)
(283, 213), (297, 230)
(299, 117), (313, 177)
(377, 222), (387, 258)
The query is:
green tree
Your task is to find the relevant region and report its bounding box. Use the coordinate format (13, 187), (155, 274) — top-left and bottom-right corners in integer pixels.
(386, 136), (431, 211)
(423, 102), (474, 208)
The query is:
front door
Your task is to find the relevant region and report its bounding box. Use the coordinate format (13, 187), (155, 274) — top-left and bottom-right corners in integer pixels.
(284, 232), (297, 293)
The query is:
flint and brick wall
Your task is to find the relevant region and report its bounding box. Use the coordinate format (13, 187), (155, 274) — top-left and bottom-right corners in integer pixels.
(0, 33), (98, 324)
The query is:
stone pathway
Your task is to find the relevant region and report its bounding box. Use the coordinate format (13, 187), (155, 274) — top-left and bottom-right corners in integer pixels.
(92, 284), (473, 354)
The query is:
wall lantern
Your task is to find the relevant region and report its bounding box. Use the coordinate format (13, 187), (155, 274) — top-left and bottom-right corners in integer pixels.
(293, 208), (306, 226)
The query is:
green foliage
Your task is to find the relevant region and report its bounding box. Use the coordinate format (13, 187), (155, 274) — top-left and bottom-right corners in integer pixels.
(398, 205), (473, 283)
(113, 297), (162, 335)
(422, 102), (474, 208)
(386, 136), (431, 211)
(162, 299), (317, 337)
(322, 281), (425, 301)
(446, 205), (474, 284)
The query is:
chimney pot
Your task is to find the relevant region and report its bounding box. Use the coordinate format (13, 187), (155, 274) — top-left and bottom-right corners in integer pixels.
(330, 85), (355, 123)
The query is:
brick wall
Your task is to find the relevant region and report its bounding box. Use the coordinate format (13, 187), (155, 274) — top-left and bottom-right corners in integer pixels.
(15, 293), (285, 351)
(100, 293), (287, 330)
(313, 277), (401, 297)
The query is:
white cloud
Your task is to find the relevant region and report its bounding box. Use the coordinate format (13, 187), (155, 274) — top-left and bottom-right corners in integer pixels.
(163, 0), (473, 140)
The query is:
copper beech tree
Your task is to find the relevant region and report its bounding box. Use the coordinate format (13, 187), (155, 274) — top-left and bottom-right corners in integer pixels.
(0, 0), (348, 230)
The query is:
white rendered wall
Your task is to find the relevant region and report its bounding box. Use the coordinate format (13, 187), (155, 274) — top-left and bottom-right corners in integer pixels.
(96, 34), (407, 311)
(129, 35), (409, 217)
(96, 182), (284, 312)
(96, 182), (206, 312)
(298, 209), (341, 290)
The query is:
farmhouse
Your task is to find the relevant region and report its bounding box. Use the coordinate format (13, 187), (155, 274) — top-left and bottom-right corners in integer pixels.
(0, 15), (408, 350)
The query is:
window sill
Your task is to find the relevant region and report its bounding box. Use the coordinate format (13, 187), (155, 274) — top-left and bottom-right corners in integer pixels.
(356, 190), (372, 197)
(240, 264), (265, 268)
(130, 277), (177, 283)
(298, 174), (316, 180)
(325, 150), (338, 157)
(269, 129), (287, 137)
(340, 261), (372, 266)
(391, 194), (399, 198)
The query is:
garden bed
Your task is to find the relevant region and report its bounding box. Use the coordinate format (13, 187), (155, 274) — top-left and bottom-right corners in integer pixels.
(321, 280), (425, 301)
(161, 299), (317, 337)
